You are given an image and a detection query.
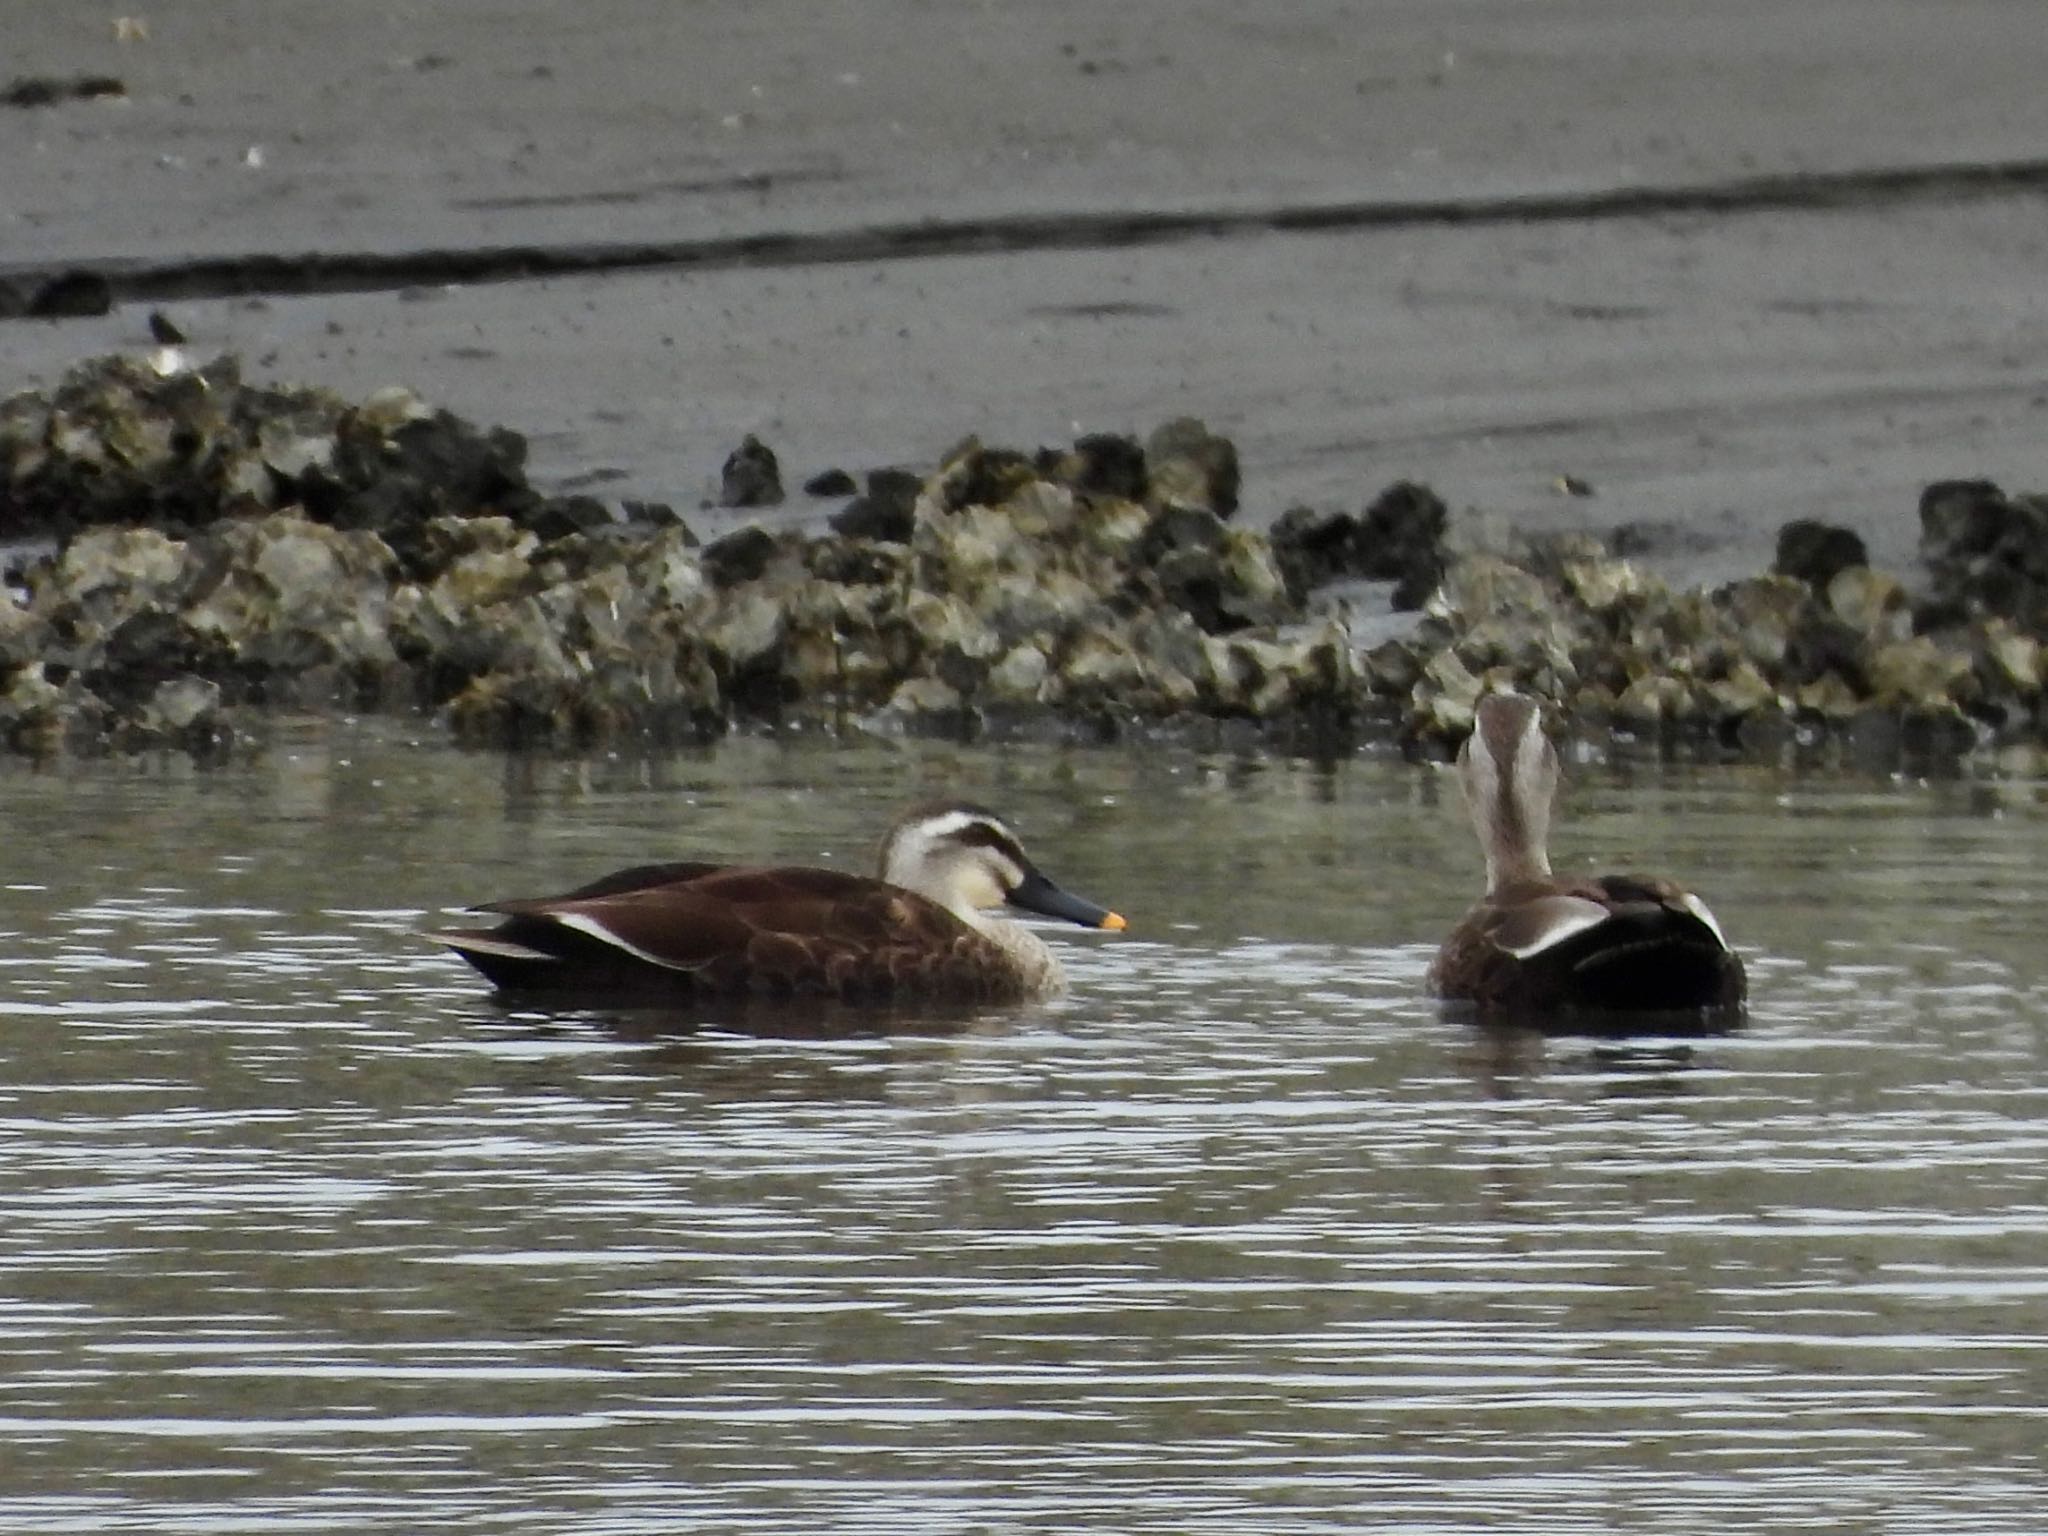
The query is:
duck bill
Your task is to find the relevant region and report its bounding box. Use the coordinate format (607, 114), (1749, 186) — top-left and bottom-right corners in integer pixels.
(1008, 868), (1126, 931)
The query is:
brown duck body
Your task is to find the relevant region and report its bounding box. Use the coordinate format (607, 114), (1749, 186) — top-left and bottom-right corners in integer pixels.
(1430, 692), (1745, 1023)
(432, 802), (1123, 1005)
(1429, 871), (1747, 1018)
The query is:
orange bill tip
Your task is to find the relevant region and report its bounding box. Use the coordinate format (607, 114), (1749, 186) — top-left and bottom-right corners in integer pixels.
(1100, 911), (1128, 932)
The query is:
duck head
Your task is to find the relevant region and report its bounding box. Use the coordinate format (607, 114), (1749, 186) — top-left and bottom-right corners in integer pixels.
(878, 802), (1126, 931)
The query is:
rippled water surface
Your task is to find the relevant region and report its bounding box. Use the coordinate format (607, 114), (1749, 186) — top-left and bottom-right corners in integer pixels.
(2, 721), (2046, 1533)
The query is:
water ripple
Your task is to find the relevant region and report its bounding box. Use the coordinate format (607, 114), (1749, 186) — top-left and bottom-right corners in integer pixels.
(0, 733), (2044, 1529)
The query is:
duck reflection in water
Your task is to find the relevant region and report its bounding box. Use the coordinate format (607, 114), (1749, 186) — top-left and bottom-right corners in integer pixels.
(432, 800), (1125, 1009)
(1429, 692), (1746, 1031)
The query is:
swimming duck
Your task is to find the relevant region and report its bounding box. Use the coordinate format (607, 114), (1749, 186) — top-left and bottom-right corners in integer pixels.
(432, 800), (1125, 1004)
(1428, 692), (1745, 1019)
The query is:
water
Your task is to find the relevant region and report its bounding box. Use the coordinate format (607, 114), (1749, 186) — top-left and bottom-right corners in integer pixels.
(1, 719), (2044, 1532)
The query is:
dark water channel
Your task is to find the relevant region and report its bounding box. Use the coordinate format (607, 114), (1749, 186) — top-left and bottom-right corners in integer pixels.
(1, 719), (2044, 1532)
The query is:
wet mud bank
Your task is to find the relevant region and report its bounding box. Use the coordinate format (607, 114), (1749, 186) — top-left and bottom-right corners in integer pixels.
(9, 155), (2048, 312)
(1, 353), (2043, 764)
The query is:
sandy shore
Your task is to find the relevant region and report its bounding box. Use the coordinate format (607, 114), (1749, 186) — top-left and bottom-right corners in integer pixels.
(7, 1), (2048, 587)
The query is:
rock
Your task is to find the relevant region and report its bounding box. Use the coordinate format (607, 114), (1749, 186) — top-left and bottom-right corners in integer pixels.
(718, 434), (784, 507)
(55, 526), (187, 606)
(1133, 505), (1294, 634)
(932, 438), (1040, 513)
(1615, 673), (1694, 722)
(1145, 418), (1239, 518)
(1413, 648), (1485, 739)
(177, 515), (400, 697)
(805, 534), (904, 587)
(1362, 637), (1424, 698)
(302, 402), (539, 568)
(8, 351), (2048, 766)
(828, 467), (922, 542)
(1269, 481), (1448, 609)
(1867, 636), (1971, 712)
(0, 664), (105, 755)
(1268, 506), (1356, 603)
(1047, 433), (1148, 501)
(701, 524), (780, 587)
(1917, 478), (2048, 630)
(863, 675), (969, 736)
(703, 586), (786, 670)
(1715, 575), (1810, 670)
(1979, 620), (2043, 695)
(1826, 565), (1908, 636)
(1703, 661), (1782, 719)
(144, 675), (221, 732)
(621, 499), (692, 534)
(527, 495), (616, 541)
(986, 642), (1050, 704)
(1774, 518), (1869, 589)
(1919, 478), (2014, 565)
(803, 467), (858, 497)
(1791, 669), (1862, 718)
(1055, 631), (1152, 702)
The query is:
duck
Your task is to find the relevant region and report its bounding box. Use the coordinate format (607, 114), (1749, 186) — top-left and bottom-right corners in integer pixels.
(431, 800), (1125, 1004)
(1428, 691), (1745, 1020)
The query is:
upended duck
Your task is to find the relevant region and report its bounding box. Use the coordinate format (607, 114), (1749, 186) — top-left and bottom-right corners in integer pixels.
(1429, 692), (1745, 1020)
(432, 800), (1125, 1004)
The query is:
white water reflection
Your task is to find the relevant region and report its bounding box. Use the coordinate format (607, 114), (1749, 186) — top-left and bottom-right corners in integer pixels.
(0, 723), (2043, 1531)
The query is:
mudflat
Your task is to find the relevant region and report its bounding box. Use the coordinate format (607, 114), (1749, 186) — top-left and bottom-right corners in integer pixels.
(6, 0), (2048, 581)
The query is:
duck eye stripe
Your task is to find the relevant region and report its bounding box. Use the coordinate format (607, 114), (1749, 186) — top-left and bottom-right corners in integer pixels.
(951, 822), (1026, 861)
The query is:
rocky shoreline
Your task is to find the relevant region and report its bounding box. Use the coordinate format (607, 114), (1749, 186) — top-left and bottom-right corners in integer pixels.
(1, 352), (2043, 764)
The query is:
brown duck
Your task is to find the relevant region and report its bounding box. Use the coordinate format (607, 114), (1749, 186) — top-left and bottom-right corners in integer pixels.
(1428, 692), (1745, 1019)
(432, 800), (1125, 1004)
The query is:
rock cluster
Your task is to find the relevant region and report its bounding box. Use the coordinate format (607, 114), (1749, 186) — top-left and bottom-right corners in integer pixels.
(1395, 531), (1996, 754)
(3, 353), (2046, 762)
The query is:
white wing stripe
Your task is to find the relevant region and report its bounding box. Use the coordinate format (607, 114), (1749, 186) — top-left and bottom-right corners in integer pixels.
(1678, 892), (1729, 949)
(551, 912), (696, 971)
(1496, 897), (1610, 958)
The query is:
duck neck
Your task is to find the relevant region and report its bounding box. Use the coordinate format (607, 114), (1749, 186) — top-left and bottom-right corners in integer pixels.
(1463, 694), (1561, 895)
(1479, 780), (1553, 893)
(981, 914), (1066, 997)
(1485, 833), (1551, 893)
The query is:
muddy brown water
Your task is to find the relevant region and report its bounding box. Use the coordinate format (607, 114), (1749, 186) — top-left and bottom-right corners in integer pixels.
(1, 719), (2044, 1532)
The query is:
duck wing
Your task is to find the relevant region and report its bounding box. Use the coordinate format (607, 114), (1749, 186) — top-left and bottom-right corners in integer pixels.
(441, 865), (1016, 1000)
(1432, 875), (1744, 1016)
(1532, 873), (1744, 1012)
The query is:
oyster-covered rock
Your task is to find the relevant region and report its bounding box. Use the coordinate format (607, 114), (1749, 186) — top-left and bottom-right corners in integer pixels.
(828, 468), (922, 542)
(1047, 432), (1148, 501)
(1774, 518), (1869, 590)
(10, 352), (2048, 765)
(803, 467), (858, 498)
(1145, 417), (1240, 519)
(1827, 565), (1909, 637)
(985, 642), (1051, 705)
(1269, 481), (1448, 610)
(930, 437), (1041, 514)
(1916, 478), (2048, 631)
(1136, 505), (1294, 634)
(1980, 620), (2043, 696)
(718, 435), (784, 508)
